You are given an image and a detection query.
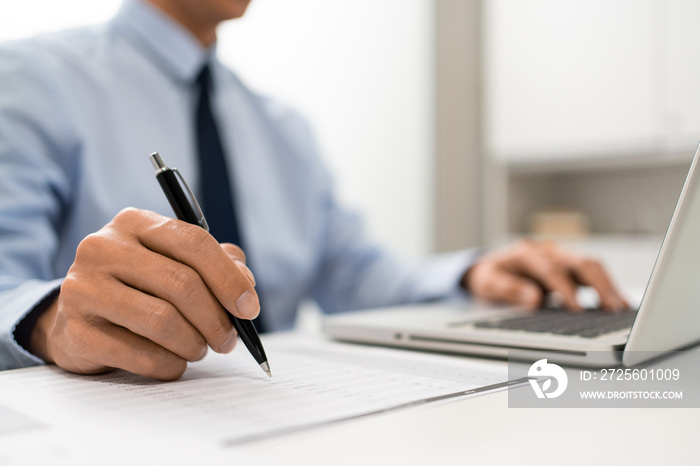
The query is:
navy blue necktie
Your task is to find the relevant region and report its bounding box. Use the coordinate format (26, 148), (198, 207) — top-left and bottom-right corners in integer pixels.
(195, 65), (242, 246)
(195, 65), (266, 332)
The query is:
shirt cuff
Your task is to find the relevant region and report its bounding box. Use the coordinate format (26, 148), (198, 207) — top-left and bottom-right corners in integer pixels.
(0, 278), (63, 370)
(408, 248), (481, 302)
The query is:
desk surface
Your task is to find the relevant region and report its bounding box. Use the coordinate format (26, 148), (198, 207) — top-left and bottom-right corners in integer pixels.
(2, 333), (696, 466)
(239, 353), (698, 466)
(4, 236), (694, 466)
(246, 236), (697, 465)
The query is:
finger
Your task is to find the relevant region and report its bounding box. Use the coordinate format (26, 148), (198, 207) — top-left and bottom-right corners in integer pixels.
(512, 253), (582, 311)
(221, 243), (256, 286)
(567, 258), (629, 312)
(235, 261), (255, 286)
(108, 244), (238, 353)
(52, 311), (188, 381)
(74, 211), (246, 352)
(469, 263), (544, 309)
(95, 283), (209, 362)
(221, 243), (246, 262)
(58, 269), (210, 362)
(93, 324), (189, 381)
(113, 209), (260, 320)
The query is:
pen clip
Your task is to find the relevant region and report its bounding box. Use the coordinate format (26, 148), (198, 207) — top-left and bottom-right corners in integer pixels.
(174, 168), (210, 232)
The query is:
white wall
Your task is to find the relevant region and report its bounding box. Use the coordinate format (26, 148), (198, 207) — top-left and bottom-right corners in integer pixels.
(1, 0), (435, 257)
(218, 0), (435, 256)
(0, 1), (121, 39)
(483, 0), (700, 166)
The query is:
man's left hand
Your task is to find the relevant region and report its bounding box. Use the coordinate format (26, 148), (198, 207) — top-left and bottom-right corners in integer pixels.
(463, 239), (629, 312)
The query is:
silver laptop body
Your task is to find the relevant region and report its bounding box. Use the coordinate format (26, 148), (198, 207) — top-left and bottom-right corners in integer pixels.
(324, 144), (700, 367)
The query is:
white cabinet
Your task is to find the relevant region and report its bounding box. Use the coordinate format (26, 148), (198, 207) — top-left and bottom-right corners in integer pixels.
(665, 0), (700, 153)
(484, 0), (700, 165)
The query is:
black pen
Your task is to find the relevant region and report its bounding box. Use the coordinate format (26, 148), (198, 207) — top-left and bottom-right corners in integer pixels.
(149, 152), (271, 377)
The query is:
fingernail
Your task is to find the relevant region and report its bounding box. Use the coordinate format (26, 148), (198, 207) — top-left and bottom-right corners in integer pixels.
(235, 260), (256, 286)
(218, 333), (237, 354)
(519, 287), (539, 305)
(607, 293), (625, 313)
(236, 290), (260, 318)
(195, 346), (208, 361)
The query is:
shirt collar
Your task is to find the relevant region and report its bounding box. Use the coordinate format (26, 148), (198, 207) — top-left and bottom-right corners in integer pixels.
(111, 0), (215, 85)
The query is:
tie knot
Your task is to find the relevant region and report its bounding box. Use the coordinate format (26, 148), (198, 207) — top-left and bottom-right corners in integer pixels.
(195, 64), (214, 93)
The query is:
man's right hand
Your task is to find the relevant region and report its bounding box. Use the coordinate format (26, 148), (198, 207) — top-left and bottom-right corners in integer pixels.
(27, 208), (259, 381)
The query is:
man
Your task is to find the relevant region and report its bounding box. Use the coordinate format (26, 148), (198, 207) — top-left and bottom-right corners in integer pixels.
(0, 0), (627, 380)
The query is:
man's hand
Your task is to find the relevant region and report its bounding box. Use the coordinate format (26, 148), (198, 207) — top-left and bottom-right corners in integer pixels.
(27, 208), (259, 381)
(463, 239), (628, 312)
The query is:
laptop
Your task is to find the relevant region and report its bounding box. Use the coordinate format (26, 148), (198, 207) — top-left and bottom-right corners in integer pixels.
(323, 144), (700, 368)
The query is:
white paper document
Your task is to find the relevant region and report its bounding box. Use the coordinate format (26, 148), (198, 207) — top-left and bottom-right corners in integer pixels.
(0, 337), (508, 450)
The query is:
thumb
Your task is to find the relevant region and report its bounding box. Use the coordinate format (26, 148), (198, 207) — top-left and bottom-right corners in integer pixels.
(470, 265), (543, 308)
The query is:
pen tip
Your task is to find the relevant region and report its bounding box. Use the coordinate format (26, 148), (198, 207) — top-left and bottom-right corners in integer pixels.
(260, 361), (271, 378)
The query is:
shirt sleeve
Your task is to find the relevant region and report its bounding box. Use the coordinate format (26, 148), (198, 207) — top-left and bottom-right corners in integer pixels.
(0, 43), (76, 369)
(310, 182), (478, 314)
(260, 95), (479, 315)
(265, 103), (478, 314)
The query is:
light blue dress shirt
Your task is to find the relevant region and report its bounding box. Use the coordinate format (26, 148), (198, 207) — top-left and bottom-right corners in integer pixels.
(0, 0), (474, 369)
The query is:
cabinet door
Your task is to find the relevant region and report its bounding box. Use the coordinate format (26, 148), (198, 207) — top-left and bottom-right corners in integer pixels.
(665, 0), (700, 153)
(484, 0), (657, 163)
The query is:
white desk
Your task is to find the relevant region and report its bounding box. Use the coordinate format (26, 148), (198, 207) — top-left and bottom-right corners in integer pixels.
(238, 351), (698, 466)
(244, 236), (698, 465)
(2, 332), (696, 466)
(5, 236), (696, 465)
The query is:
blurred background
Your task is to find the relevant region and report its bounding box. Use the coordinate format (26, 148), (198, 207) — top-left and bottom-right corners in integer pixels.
(4, 0), (699, 260)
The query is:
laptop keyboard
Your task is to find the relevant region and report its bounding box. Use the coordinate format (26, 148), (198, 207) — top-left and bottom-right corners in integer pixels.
(473, 309), (637, 338)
